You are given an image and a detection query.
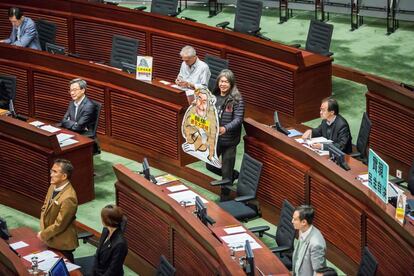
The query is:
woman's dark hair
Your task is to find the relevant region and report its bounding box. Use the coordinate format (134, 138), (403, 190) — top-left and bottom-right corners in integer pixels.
(101, 204), (124, 228)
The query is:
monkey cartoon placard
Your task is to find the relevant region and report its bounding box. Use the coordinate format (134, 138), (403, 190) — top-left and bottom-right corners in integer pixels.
(182, 88), (221, 168)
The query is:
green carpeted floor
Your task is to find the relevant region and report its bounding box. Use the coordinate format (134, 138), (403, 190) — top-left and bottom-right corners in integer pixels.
(2, 4), (413, 275)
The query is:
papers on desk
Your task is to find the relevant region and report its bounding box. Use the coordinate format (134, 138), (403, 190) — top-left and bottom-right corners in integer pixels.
(56, 133), (74, 143)
(221, 233), (262, 251)
(171, 84), (187, 91)
(295, 137), (332, 156)
(223, 226), (246, 235)
(168, 190), (207, 206)
(9, 241), (28, 250)
(37, 257), (81, 273)
(155, 174), (179, 185)
(29, 120), (45, 127)
(59, 138), (78, 148)
(159, 80), (171, 85)
(23, 250), (58, 262)
(40, 125), (61, 133)
(357, 174), (369, 187)
(287, 129), (303, 138)
(167, 184), (188, 193)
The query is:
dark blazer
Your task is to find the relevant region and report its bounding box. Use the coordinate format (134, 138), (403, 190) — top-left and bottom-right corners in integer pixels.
(61, 96), (96, 137)
(93, 228), (128, 276)
(311, 114), (352, 154)
(3, 17), (41, 50)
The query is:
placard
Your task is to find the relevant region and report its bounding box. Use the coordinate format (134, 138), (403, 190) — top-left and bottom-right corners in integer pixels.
(136, 56), (153, 81)
(368, 149), (389, 203)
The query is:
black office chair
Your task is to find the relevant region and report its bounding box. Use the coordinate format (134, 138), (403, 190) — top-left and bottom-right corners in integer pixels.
(293, 19), (334, 56)
(204, 55), (229, 92)
(357, 246), (378, 276)
(350, 112), (371, 164)
(36, 20), (57, 51)
(214, 153), (263, 221)
(216, 0), (270, 40)
(391, 159), (414, 195)
(156, 255), (176, 276)
(249, 200), (296, 270)
(0, 75), (16, 110)
(110, 35), (139, 70)
(76, 215), (128, 275)
(135, 0), (179, 17)
(87, 101), (102, 155)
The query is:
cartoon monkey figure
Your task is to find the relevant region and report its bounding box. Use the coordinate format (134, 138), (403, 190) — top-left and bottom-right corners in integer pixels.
(182, 88), (220, 167)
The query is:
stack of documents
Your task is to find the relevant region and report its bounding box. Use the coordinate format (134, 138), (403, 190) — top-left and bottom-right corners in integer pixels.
(221, 233), (262, 252)
(29, 121), (45, 127)
(295, 137), (332, 156)
(23, 250), (80, 272)
(155, 174), (179, 185)
(166, 184), (188, 193)
(168, 190), (207, 206)
(40, 125), (61, 133)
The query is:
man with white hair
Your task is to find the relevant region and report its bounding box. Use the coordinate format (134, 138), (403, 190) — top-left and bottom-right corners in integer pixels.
(176, 45), (211, 90)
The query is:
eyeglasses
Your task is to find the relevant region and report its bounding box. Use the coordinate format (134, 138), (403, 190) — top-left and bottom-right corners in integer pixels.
(69, 88), (81, 93)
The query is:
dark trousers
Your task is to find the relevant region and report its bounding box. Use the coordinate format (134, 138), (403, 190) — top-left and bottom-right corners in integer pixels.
(206, 143), (237, 200)
(60, 249), (75, 263)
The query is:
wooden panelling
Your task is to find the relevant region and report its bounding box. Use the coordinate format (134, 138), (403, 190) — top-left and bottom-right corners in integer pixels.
(366, 214), (414, 275)
(173, 230), (220, 275)
(25, 12), (69, 49)
(74, 20), (146, 64)
(0, 64), (29, 115)
(151, 35), (221, 81)
(227, 53), (294, 116)
(110, 91), (180, 160)
(33, 72), (106, 134)
(245, 136), (308, 209)
(0, 9), (9, 42)
(0, 137), (49, 203)
(117, 187), (170, 268)
(367, 97), (414, 167)
(310, 172), (363, 264)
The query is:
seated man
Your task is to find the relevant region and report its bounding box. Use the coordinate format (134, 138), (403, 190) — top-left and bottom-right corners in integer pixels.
(61, 78), (96, 137)
(302, 97), (352, 153)
(0, 7), (41, 50)
(176, 45), (211, 90)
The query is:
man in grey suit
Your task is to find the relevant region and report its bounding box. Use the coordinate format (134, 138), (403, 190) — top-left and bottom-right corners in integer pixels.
(292, 205), (326, 276)
(61, 78), (96, 137)
(0, 7), (41, 50)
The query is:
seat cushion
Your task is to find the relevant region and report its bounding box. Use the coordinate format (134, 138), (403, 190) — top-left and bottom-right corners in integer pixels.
(218, 201), (257, 220)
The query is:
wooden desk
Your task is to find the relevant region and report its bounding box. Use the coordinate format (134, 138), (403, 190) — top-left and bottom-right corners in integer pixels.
(0, 115), (94, 217)
(243, 118), (414, 276)
(0, 0), (332, 123)
(366, 76), (414, 179)
(113, 164), (289, 275)
(0, 227), (81, 275)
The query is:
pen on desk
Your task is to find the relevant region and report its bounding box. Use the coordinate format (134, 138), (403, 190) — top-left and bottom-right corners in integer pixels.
(224, 224), (239, 228)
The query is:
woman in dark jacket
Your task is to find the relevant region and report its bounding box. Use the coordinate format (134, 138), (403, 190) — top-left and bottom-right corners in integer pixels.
(93, 205), (128, 276)
(208, 69), (245, 201)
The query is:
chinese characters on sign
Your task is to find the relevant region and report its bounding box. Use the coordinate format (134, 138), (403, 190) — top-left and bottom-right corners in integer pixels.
(368, 149), (389, 203)
(136, 56), (153, 81)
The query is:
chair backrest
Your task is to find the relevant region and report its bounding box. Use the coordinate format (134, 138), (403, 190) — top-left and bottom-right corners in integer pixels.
(357, 247), (378, 276)
(91, 101), (102, 138)
(234, 0), (263, 34)
(359, 0), (389, 9)
(204, 55), (229, 92)
(356, 112), (372, 159)
(0, 75), (16, 103)
(305, 19), (334, 56)
(110, 35), (139, 69)
(396, 0), (414, 12)
(151, 0), (179, 16)
(237, 153), (263, 197)
(156, 255), (176, 276)
(36, 20), (57, 51)
(275, 200), (295, 249)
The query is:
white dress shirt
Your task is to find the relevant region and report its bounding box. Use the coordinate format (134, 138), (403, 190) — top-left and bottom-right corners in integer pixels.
(73, 95), (85, 120)
(177, 57), (211, 90)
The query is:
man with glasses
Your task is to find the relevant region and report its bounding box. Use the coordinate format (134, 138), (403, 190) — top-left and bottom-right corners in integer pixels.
(61, 78), (96, 137)
(38, 159), (78, 263)
(302, 97), (352, 153)
(0, 7), (41, 50)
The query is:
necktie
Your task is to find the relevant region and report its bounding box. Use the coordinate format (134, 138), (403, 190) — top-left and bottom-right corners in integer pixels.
(52, 190), (59, 199)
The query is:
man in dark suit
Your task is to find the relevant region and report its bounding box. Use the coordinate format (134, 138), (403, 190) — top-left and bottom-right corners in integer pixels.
(0, 7), (41, 50)
(61, 78), (96, 137)
(38, 159), (79, 263)
(302, 97), (352, 153)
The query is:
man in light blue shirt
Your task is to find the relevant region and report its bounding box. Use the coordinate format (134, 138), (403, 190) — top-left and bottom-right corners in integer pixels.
(0, 7), (41, 50)
(176, 45), (211, 90)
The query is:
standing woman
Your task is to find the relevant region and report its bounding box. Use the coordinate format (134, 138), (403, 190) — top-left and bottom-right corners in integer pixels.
(208, 69), (245, 201)
(93, 205), (128, 276)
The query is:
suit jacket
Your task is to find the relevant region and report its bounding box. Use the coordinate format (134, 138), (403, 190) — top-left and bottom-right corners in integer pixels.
(3, 17), (41, 50)
(312, 114), (352, 154)
(61, 96), (96, 137)
(40, 183), (79, 251)
(292, 226), (326, 276)
(93, 227), (128, 276)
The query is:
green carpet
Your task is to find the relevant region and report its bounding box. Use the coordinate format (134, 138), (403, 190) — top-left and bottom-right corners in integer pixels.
(3, 4), (414, 275)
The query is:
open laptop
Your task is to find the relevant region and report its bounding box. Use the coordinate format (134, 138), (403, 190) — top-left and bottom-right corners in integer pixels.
(49, 257), (69, 276)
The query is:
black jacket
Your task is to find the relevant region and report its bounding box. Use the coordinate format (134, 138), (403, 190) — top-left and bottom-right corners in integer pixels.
(312, 114), (352, 154)
(215, 89), (245, 147)
(93, 228), (128, 276)
(61, 96), (96, 137)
